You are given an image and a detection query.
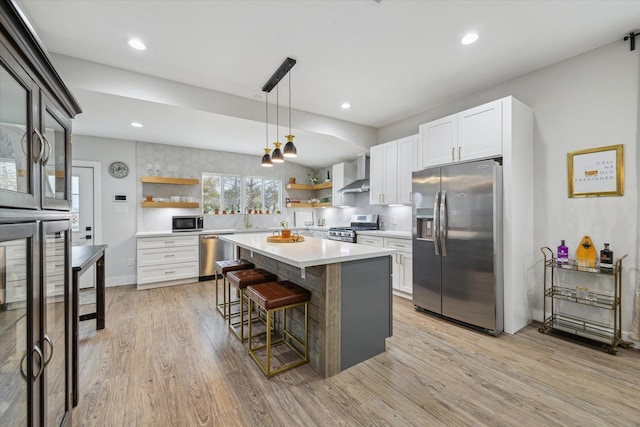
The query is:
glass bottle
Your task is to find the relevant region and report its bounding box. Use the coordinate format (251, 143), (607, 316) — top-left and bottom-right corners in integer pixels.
(600, 243), (613, 270)
(557, 239), (569, 266)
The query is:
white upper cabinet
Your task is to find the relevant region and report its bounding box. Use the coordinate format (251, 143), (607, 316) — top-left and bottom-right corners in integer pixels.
(417, 99), (503, 169)
(457, 99), (502, 161)
(418, 114), (457, 168)
(332, 162), (356, 207)
(397, 135), (417, 205)
(370, 134), (416, 206)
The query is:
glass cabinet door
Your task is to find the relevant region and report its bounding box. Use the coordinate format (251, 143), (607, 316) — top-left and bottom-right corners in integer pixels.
(0, 41), (39, 209)
(41, 97), (71, 211)
(0, 222), (39, 426)
(41, 220), (72, 427)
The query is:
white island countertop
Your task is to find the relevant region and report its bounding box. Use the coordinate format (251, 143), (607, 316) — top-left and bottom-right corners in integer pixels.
(220, 232), (396, 269)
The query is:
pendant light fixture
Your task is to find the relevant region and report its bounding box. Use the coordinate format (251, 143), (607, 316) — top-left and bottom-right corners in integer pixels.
(271, 85), (284, 163)
(283, 69), (297, 158)
(259, 57), (297, 166)
(261, 91), (273, 167)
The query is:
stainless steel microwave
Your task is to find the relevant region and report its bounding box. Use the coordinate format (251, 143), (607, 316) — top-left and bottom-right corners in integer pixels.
(172, 215), (204, 232)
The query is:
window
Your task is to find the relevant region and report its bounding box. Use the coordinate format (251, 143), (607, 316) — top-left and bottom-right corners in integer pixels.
(245, 176), (281, 213)
(202, 173), (281, 214)
(202, 173), (242, 214)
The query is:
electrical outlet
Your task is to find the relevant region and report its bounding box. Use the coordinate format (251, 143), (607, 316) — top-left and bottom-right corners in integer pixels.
(392, 216), (398, 225)
(128, 258), (134, 266)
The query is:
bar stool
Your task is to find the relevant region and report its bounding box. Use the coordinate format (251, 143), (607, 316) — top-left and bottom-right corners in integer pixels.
(213, 259), (254, 318)
(225, 268), (277, 341)
(246, 280), (310, 378)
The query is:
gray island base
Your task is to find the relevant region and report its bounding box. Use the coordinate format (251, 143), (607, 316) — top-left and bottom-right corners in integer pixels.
(220, 233), (394, 377)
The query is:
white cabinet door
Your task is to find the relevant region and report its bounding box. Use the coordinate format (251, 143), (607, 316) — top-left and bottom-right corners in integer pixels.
(418, 114), (458, 168)
(457, 99), (502, 161)
(382, 141), (398, 205)
(398, 251), (413, 295)
(369, 144), (385, 206)
(397, 135), (416, 205)
(332, 162), (355, 207)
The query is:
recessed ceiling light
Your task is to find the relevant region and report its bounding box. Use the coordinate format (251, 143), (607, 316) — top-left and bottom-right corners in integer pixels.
(341, 102), (351, 109)
(128, 38), (146, 50)
(130, 122), (143, 128)
(461, 32), (479, 45)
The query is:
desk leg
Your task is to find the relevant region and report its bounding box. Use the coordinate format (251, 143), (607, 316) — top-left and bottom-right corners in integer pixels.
(72, 270), (79, 407)
(96, 254), (106, 330)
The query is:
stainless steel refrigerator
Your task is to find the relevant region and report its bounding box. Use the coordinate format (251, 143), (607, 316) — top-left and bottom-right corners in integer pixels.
(412, 159), (503, 335)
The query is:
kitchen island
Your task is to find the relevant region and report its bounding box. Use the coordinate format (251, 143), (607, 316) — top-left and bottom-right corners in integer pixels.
(219, 233), (396, 377)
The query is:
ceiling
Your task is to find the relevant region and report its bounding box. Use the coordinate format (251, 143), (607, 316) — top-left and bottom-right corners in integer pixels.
(17, 0), (640, 168)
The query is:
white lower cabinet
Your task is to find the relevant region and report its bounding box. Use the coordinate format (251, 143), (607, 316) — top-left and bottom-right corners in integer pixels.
(358, 235), (412, 298)
(137, 235), (199, 289)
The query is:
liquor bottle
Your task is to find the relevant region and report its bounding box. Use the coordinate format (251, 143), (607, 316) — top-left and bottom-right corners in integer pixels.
(600, 243), (614, 270)
(557, 240), (569, 265)
(575, 235), (597, 268)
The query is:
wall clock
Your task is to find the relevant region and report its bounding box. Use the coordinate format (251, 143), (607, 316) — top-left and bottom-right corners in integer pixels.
(108, 161), (129, 178)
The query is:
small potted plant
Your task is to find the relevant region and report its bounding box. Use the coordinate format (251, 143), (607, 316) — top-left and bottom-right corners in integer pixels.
(308, 170), (318, 185)
(280, 221), (291, 239)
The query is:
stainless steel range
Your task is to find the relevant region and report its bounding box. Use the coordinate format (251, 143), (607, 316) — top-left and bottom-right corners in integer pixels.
(327, 214), (379, 243)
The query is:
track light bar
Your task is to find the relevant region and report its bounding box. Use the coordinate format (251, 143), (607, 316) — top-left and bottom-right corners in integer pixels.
(262, 57), (296, 93)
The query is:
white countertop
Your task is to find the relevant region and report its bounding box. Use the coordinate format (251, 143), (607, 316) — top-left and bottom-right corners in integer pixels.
(135, 227), (323, 238)
(219, 232), (396, 269)
(357, 230), (412, 239)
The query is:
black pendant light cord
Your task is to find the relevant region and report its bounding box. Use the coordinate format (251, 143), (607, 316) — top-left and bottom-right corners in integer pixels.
(265, 92), (268, 148)
(289, 71), (292, 135)
(276, 85), (279, 142)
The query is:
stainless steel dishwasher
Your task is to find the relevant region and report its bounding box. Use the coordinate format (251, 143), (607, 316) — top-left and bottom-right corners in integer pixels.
(199, 234), (234, 280)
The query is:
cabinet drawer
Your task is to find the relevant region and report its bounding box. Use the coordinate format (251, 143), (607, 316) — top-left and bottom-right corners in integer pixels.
(137, 262), (198, 285)
(137, 235), (198, 250)
(138, 246), (198, 266)
(357, 236), (384, 247)
(384, 238), (412, 252)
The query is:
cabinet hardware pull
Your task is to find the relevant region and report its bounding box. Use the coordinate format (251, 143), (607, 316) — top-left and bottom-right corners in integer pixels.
(20, 351), (28, 380)
(33, 129), (45, 163)
(451, 147), (455, 161)
(164, 241), (175, 244)
(32, 345), (45, 381)
(164, 254), (175, 257)
(43, 335), (54, 367)
(409, 192), (412, 202)
(41, 132), (52, 166)
(458, 146), (462, 160)
(165, 270), (176, 274)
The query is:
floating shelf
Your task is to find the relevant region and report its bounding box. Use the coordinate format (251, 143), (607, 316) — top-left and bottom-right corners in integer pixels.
(286, 182), (332, 190)
(286, 202), (332, 208)
(141, 176), (199, 185)
(141, 202), (200, 209)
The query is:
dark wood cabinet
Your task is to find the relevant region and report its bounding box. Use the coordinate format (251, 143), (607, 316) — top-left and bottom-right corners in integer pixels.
(1, 1), (81, 426)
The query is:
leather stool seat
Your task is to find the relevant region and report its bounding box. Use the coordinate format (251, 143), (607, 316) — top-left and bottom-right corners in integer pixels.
(246, 280), (310, 378)
(213, 259), (254, 318)
(226, 268), (277, 341)
(245, 281), (310, 310)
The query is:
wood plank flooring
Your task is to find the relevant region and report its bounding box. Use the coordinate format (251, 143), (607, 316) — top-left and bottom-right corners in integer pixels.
(75, 281), (640, 426)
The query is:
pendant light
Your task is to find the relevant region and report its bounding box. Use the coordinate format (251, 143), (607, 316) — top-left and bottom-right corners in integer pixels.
(271, 85), (284, 163)
(283, 69), (297, 158)
(261, 92), (273, 167)
(259, 57), (296, 166)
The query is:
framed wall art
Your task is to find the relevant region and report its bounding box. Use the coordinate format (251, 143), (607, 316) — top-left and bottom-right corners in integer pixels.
(567, 144), (624, 197)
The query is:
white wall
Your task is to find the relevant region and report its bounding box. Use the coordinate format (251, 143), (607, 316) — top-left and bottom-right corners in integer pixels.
(379, 41), (640, 341)
(72, 135), (138, 286)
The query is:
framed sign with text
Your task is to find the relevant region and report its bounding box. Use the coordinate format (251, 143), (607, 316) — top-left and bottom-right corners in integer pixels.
(567, 144), (624, 197)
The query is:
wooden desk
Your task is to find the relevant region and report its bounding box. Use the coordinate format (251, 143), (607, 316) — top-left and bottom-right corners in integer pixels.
(72, 244), (107, 407)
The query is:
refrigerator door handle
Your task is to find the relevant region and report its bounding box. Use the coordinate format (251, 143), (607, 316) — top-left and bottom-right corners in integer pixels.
(440, 190), (447, 256)
(433, 191), (441, 255)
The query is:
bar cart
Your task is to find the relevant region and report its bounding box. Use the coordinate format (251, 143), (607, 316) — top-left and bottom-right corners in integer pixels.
(538, 247), (630, 354)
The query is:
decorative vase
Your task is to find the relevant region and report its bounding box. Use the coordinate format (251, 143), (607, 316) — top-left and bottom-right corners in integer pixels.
(281, 229), (292, 239)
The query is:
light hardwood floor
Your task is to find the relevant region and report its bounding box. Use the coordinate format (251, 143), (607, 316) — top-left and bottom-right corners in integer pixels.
(75, 282), (640, 426)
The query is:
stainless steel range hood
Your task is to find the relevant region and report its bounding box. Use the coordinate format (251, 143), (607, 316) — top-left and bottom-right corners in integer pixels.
(339, 154), (369, 193)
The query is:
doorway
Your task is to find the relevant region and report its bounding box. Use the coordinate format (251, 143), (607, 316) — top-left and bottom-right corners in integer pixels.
(71, 161), (102, 289)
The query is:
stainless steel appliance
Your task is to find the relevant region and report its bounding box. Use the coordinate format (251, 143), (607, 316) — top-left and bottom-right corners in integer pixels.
(199, 234), (234, 279)
(172, 215), (204, 232)
(412, 159), (503, 335)
(328, 214), (379, 243)
(338, 154), (370, 193)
